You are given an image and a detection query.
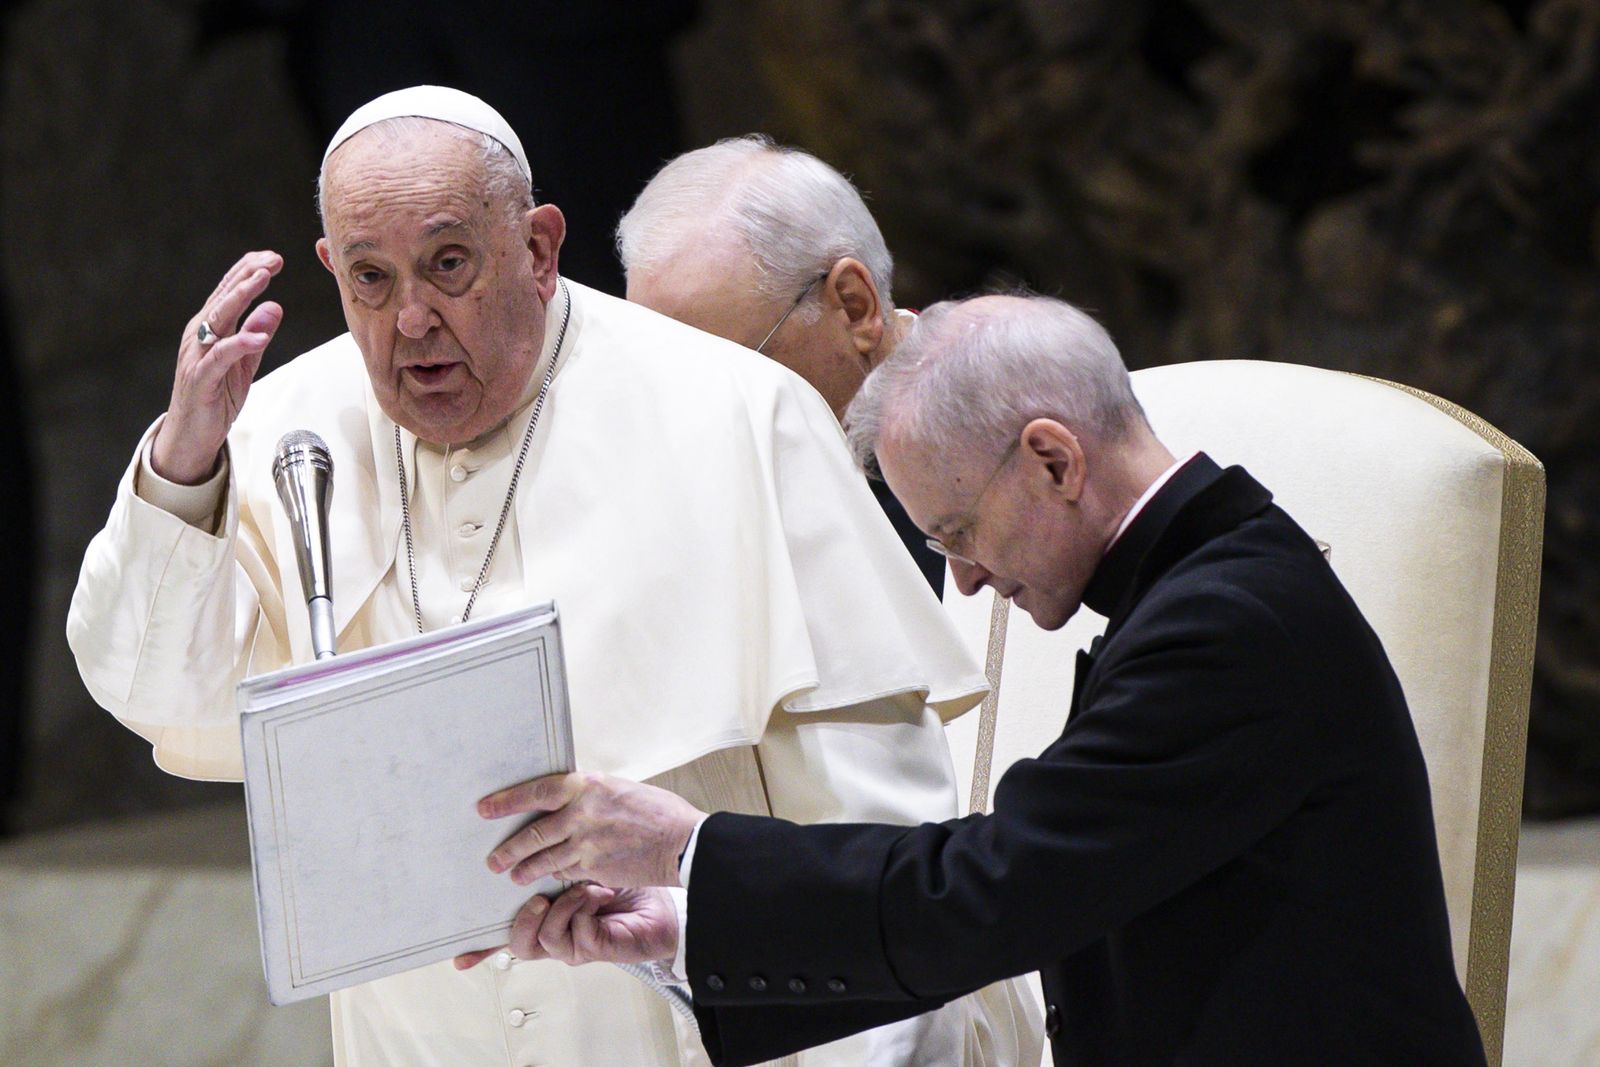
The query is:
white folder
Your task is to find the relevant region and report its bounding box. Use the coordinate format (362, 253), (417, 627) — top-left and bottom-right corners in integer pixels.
(239, 602), (574, 1004)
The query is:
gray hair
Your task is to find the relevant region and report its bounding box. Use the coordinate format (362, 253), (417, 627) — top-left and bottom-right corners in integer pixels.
(316, 116), (534, 231)
(845, 293), (1147, 473)
(616, 135), (894, 324)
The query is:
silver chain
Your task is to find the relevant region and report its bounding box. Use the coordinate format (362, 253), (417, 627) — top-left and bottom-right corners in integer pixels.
(394, 278), (572, 632)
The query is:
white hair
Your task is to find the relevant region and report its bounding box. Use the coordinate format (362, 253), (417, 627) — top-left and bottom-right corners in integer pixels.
(845, 293), (1147, 473)
(316, 116), (533, 230)
(616, 135), (894, 324)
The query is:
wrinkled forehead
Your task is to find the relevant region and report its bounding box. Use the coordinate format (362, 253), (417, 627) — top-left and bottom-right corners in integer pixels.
(324, 120), (480, 189)
(321, 125), (492, 233)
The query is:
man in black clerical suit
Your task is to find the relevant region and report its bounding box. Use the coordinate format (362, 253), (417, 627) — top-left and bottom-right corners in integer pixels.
(464, 293), (1488, 1066)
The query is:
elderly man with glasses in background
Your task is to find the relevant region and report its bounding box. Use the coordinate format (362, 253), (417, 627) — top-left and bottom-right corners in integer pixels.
(616, 136), (947, 595)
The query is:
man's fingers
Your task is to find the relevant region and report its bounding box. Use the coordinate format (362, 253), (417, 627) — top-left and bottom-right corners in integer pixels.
(568, 888), (628, 961)
(452, 947), (502, 971)
(508, 895), (552, 959)
(488, 806), (572, 875)
(239, 299), (284, 337)
(536, 885), (594, 962)
(191, 330), (274, 391)
(509, 838), (582, 886)
(201, 266), (276, 341)
(205, 250), (282, 307)
(479, 772), (586, 820)
(540, 885), (617, 964)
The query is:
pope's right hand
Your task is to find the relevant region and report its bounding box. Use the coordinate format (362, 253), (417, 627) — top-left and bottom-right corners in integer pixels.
(150, 250), (285, 484)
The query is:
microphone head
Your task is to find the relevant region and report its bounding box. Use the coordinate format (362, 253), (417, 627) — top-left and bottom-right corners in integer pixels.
(272, 430), (333, 481)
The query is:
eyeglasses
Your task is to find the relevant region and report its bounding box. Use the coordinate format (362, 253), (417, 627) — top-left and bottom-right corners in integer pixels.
(925, 439), (1020, 566)
(755, 272), (828, 354)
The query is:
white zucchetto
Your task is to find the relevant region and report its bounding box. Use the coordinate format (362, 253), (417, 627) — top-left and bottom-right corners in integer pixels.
(322, 84), (532, 184)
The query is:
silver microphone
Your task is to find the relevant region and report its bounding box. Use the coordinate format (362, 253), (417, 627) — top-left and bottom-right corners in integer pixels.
(272, 430), (336, 660)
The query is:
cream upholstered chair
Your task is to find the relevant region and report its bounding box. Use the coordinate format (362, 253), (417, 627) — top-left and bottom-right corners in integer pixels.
(942, 359), (1544, 1066)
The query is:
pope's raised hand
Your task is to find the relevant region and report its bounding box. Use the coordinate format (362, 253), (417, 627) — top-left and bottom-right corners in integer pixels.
(480, 772), (704, 890)
(150, 250), (285, 485)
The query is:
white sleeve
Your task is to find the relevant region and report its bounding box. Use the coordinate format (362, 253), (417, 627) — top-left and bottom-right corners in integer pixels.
(65, 417), (269, 779)
(134, 425), (228, 531)
(661, 887), (691, 984)
(757, 691), (960, 827)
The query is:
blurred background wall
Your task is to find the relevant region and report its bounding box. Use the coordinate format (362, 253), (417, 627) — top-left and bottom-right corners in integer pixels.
(0, 0), (1595, 834)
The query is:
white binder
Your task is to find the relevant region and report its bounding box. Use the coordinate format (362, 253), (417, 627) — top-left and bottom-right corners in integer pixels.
(239, 602), (574, 1004)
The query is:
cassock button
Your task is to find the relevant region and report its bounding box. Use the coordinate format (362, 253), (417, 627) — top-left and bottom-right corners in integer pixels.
(827, 978), (847, 994)
(450, 614), (463, 625)
(748, 975), (768, 992)
(705, 974), (725, 992)
(1045, 1004), (1060, 1037)
(458, 522), (481, 537)
(459, 576), (475, 592)
(507, 1008), (533, 1027)
(788, 978), (807, 994)
(450, 464), (469, 482)
(492, 951), (514, 970)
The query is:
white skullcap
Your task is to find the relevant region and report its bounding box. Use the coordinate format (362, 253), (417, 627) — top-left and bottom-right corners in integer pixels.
(322, 85), (532, 184)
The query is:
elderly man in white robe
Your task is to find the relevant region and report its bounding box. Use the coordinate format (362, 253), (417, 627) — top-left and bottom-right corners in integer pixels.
(616, 136), (948, 596)
(67, 87), (1040, 1067)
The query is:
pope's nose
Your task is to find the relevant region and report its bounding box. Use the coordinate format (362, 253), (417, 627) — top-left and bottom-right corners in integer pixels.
(397, 301), (440, 339)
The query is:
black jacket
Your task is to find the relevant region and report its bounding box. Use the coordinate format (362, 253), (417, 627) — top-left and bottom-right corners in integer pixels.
(684, 455), (1486, 1066)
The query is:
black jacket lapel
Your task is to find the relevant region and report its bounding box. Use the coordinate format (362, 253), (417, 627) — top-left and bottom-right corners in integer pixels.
(1082, 454), (1275, 641)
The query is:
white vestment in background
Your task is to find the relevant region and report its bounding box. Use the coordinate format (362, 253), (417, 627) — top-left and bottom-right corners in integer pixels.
(68, 280), (1042, 1067)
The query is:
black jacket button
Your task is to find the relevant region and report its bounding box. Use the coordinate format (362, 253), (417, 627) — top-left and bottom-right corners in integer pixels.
(705, 974), (725, 992)
(788, 978), (807, 994)
(1045, 1004), (1060, 1037)
(827, 978), (847, 994)
(748, 975), (768, 992)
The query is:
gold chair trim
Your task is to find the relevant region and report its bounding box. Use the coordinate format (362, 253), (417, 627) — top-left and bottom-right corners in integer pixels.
(1354, 374), (1545, 1067)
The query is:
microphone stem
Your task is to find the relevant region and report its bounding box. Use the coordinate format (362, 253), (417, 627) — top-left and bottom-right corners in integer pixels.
(309, 596), (337, 660)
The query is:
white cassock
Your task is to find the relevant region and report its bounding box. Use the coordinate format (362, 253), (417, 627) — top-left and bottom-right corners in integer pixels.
(68, 280), (1044, 1067)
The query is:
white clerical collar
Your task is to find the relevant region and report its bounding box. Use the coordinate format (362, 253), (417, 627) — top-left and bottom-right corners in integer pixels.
(1107, 451), (1201, 552)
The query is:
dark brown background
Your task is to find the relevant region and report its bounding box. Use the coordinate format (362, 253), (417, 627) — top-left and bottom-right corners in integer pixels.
(2, 0), (1594, 835)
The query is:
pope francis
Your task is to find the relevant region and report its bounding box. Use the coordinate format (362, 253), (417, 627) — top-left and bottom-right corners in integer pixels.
(65, 88), (1041, 1066)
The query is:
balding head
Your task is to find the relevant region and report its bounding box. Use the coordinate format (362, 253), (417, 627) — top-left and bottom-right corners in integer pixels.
(618, 136), (902, 416)
(846, 293), (1147, 471)
(846, 293), (1169, 630)
(618, 135), (893, 315)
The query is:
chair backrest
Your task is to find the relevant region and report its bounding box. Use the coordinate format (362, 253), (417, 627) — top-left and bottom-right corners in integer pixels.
(942, 360), (1543, 1065)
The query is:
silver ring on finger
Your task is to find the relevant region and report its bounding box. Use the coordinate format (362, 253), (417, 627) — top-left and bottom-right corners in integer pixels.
(196, 320), (219, 347)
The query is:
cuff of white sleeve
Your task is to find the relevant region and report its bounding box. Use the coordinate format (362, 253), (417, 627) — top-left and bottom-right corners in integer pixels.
(678, 814), (708, 890)
(135, 429), (228, 531)
(668, 814), (709, 984)
(659, 886), (690, 984)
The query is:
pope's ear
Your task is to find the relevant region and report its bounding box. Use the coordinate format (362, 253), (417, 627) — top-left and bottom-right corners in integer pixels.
(526, 205), (566, 300)
(316, 237), (335, 275)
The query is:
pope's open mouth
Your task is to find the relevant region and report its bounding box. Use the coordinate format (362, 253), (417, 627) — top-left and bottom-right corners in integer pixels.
(403, 362), (462, 388)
